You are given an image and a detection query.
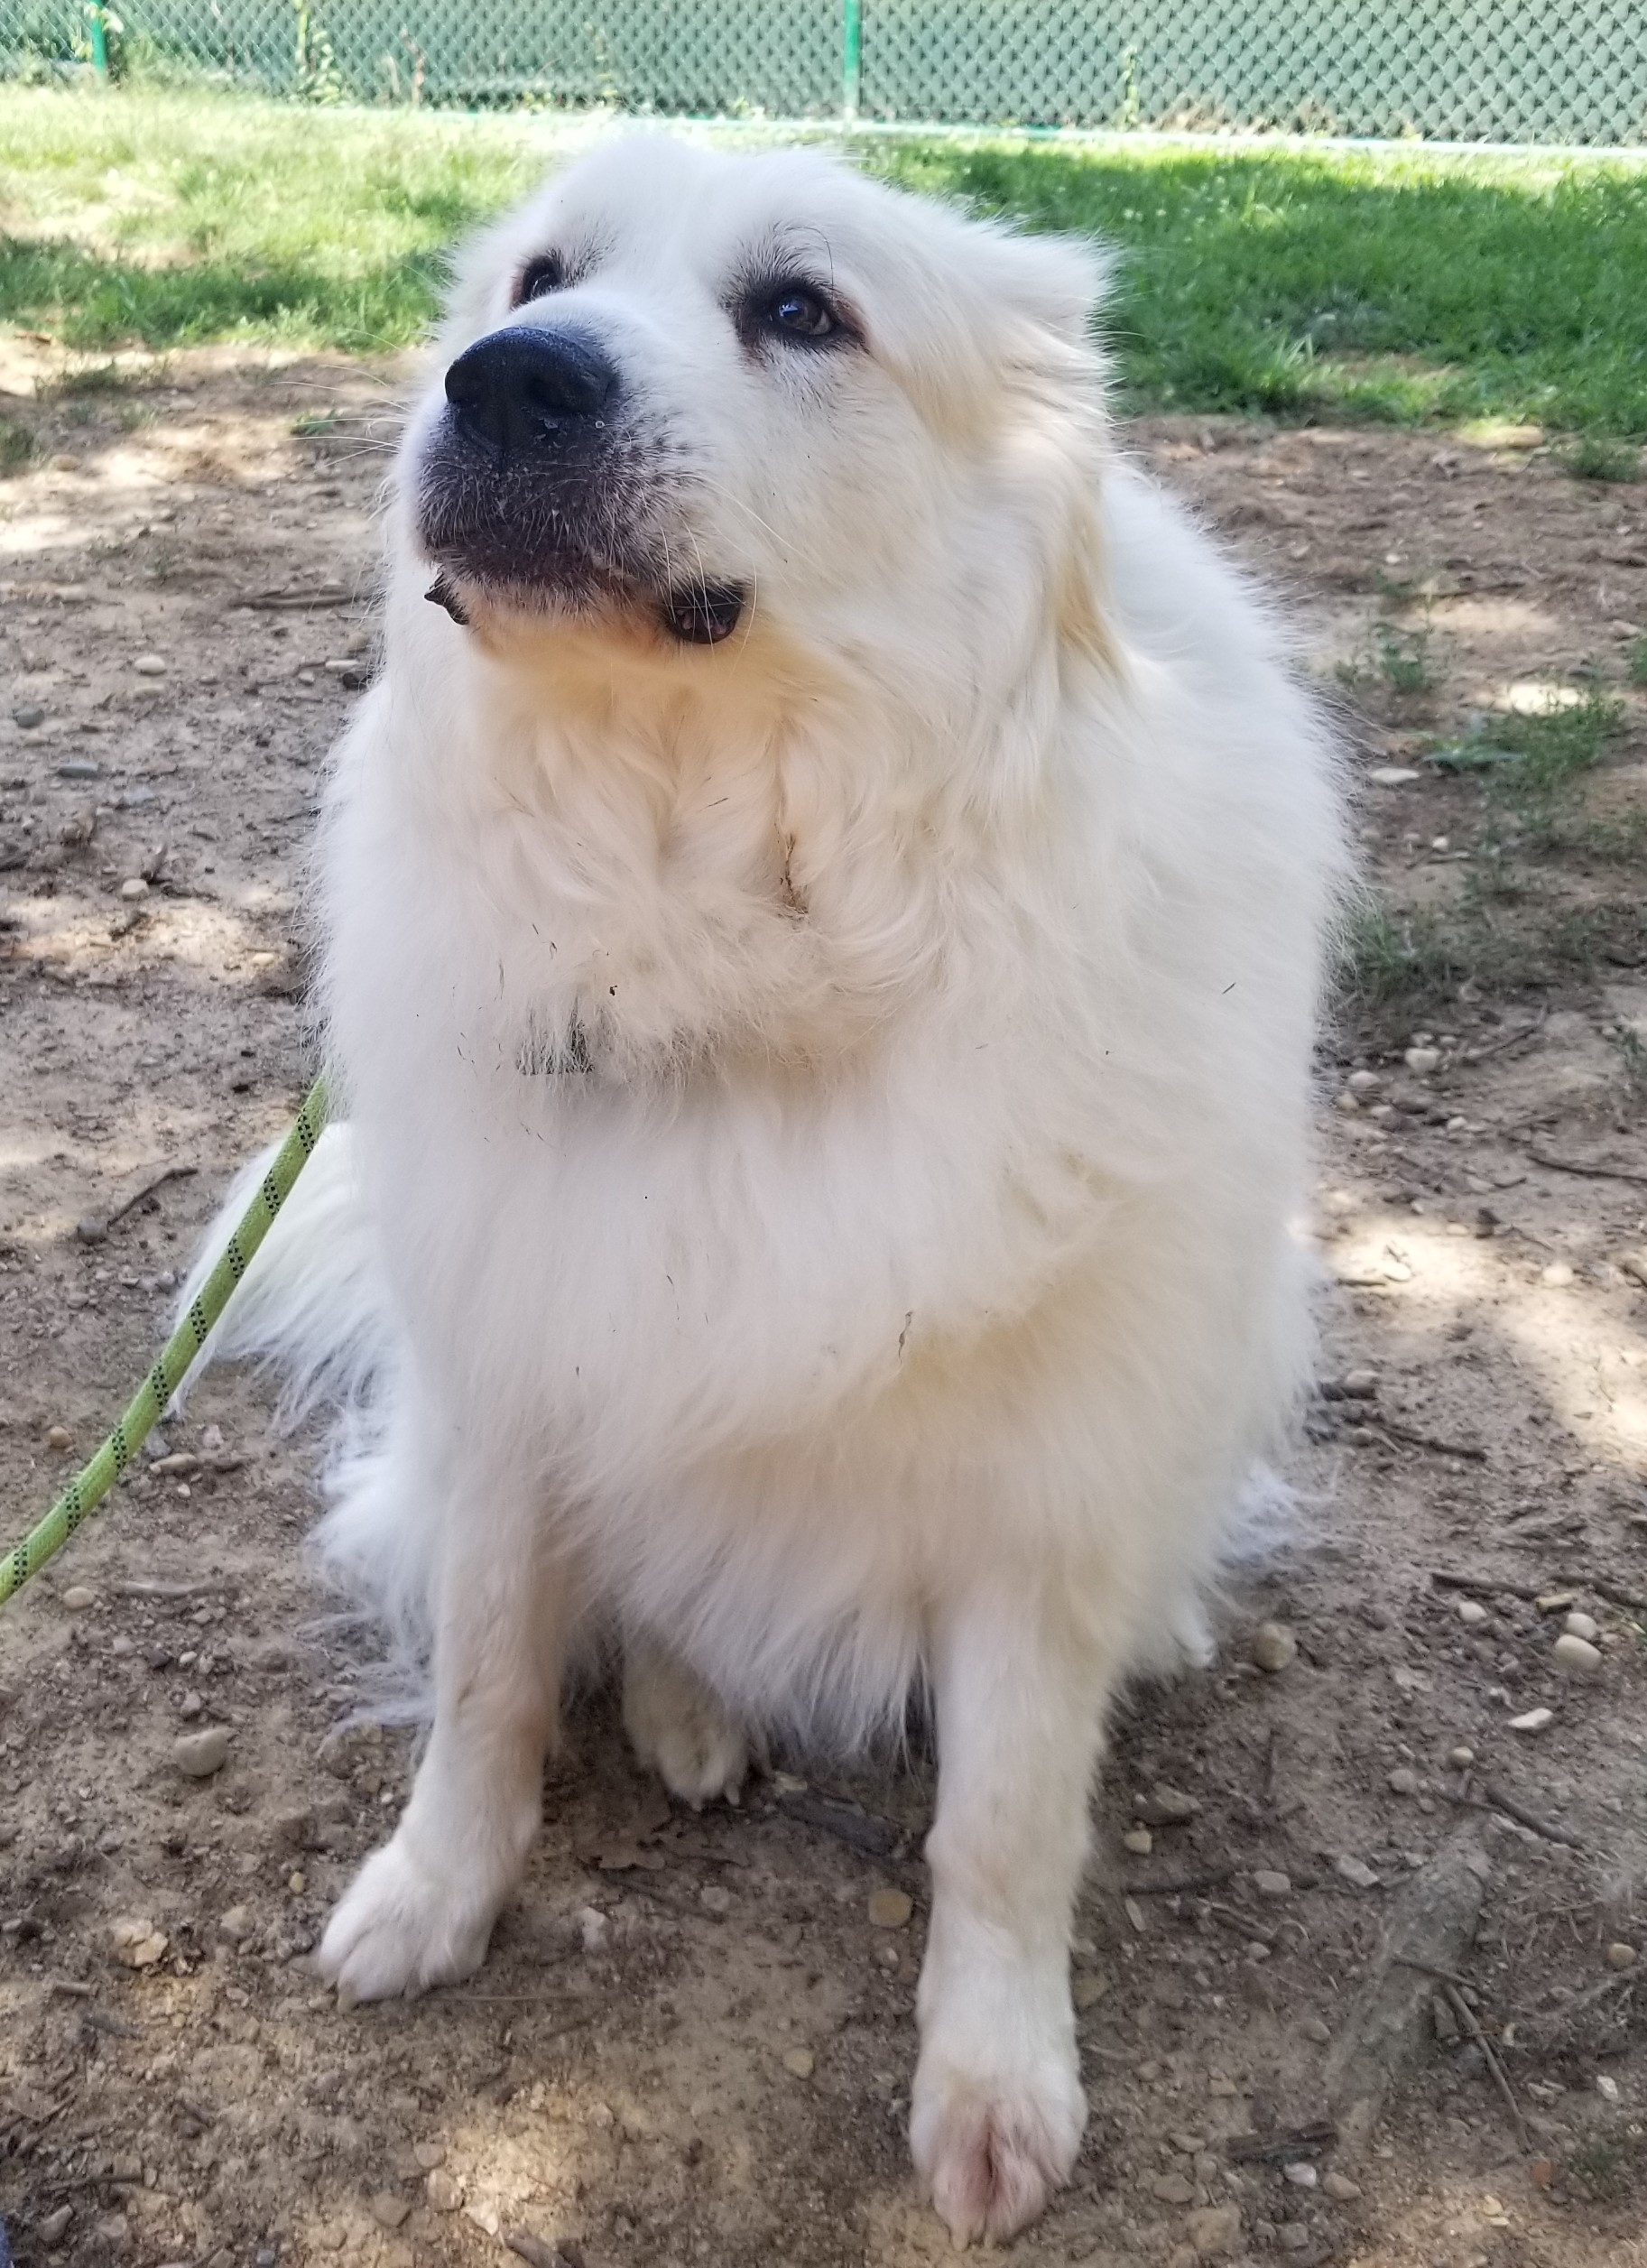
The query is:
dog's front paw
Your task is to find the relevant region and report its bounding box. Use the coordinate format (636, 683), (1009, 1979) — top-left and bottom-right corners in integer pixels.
(317, 1831), (501, 2006)
(911, 2043), (1085, 2247)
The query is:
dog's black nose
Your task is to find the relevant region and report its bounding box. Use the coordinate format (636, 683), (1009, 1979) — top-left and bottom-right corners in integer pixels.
(444, 326), (618, 455)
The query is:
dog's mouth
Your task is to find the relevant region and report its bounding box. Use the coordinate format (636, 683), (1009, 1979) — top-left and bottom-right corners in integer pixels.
(425, 552), (747, 648)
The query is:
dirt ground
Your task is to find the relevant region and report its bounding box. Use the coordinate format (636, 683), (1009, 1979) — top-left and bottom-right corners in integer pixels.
(1, 349), (1644, 2268)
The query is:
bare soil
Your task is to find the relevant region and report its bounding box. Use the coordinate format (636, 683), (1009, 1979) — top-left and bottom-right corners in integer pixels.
(2, 356), (1644, 2268)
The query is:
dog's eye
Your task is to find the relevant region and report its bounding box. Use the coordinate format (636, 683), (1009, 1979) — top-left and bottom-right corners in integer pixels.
(514, 254), (565, 306)
(758, 282), (837, 341)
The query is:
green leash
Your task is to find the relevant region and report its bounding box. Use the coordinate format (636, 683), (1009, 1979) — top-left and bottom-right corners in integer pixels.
(0, 1077), (331, 1609)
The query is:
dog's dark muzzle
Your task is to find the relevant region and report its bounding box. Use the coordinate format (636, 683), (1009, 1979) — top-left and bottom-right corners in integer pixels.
(418, 323), (748, 644)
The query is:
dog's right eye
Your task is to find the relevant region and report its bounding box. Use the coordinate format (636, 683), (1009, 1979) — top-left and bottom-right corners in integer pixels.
(514, 254), (565, 306)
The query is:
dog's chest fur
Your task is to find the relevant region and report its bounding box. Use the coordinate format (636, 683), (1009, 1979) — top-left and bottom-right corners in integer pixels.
(465, 677), (955, 1078)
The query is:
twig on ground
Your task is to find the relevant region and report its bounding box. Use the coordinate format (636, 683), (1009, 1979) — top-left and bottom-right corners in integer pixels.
(1461, 1013), (1546, 1064)
(105, 1162), (198, 1229)
(1390, 1953), (1476, 1992)
(1429, 1569), (1542, 1603)
(1528, 1147), (1647, 1188)
(1461, 1781), (1587, 1853)
(1226, 2119), (1339, 2165)
(110, 1578), (236, 1600)
(1377, 1421), (1488, 1462)
(1206, 1902), (1278, 1949)
(1439, 1980), (1531, 2153)
(1125, 1867), (1235, 1897)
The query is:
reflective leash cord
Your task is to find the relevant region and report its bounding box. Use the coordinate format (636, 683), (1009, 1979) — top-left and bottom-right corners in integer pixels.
(0, 1077), (330, 1608)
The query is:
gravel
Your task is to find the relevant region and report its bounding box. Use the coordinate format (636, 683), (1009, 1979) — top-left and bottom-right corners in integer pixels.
(1252, 1623), (1298, 1673)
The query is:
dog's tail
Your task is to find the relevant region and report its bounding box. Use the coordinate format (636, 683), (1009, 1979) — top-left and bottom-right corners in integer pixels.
(176, 1120), (390, 1421)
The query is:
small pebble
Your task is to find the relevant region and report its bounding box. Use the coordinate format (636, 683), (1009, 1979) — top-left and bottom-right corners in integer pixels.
(1123, 1826), (1154, 1856)
(867, 1887), (912, 1930)
(1456, 1599), (1488, 1627)
(1596, 2074), (1621, 2102)
(1282, 2162), (1318, 2189)
(172, 1726), (229, 1778)
(1540, 1262), (1575, 1288)
(1184, 2202), (1243, 2255)
(132, 653), (168, 677)
(45, 1423), (74, 1452)
(118, 876), (149, 900)
(1563, 1610), (1598, 1643)
(1074, 1971), (1110, 2009)
(1252, 1869), (1291, 1899)
(1150, 2172), (1196, 2206)
(412, 2141), (446, 2171)
(1448, 1745), (1476, 1769)
(1552, 1633), (1601, 1676)
(1346, 1070), (1382, 1097)
(1370, 765), (1419, 786)
(1335, 1855), (1380, 1890)
(62, 1586), (96, 1612)
(1298, 2015), (1331, 2045)
(1403, 1045), (1440, 1073)
(287, 1870), (306, 1895)
(1321, 2171), (1360, 2200)
(13, 702), (46, 729)
(782, 2046), (815, 2078)
(425, 2168), (462, 2212)
(110, 1917), (167, 1967)
(699, 1884), (732, 1914)
(38, 2205), (73, 2244)
(1509, 1708), (1553, 1733)
(1387, 1767), (1420, 1796)
(1340, 1366), (1379, 1396)
(217, 1903), (251, 1943)
(369, 2194), (411, 2231)
(1252, 1622), (1297, 1673)
(1605, 1942), (1637, 1971)
(1135, 1782), (1200, 1825)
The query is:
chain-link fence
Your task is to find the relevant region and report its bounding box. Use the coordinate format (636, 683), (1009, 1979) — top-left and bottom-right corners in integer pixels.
(5, 2), (1646, 144)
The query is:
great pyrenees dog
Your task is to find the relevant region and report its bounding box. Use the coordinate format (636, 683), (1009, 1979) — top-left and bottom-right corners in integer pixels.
(190, 135), (1342, 2244)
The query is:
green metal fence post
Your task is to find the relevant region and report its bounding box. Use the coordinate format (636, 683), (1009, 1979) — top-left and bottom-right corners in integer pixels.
(85, 1), (107, 73)
(841, 0), (861, 118)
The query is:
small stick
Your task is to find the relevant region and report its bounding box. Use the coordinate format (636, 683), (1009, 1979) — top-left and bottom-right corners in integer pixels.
(105, 1163), (198, 1229)
(1206, 1902), (1278, 1949)
(1376, 1421), (1488, 1463)
(1461, 1014), (1546, 1064)
(1439, 1980), (1531, 2153)
(110, 1578), (236, 1600)
(1528, 1147), (1647, 1189)
(1475, 1781), (1586, 1853)
(81, 2009), (142, 2040)
(48, 1978), (94, 1998)
(1390, 1953), (1476, 1992)
(1125, 1866), (1235, 1898)
(1429, 1570), (1543, 1603)
(1226, 2119), (1338, 2165)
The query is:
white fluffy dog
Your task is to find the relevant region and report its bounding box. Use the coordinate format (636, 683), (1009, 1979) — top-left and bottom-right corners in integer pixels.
(190, 136), (1342, 2244)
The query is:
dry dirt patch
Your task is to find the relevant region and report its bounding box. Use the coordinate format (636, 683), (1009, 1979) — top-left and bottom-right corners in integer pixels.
(2, 367), (1644, 2268)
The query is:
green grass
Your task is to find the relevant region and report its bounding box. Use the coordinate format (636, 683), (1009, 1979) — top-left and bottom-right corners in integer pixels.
(5, 86), (1647, 433)
(1557, 431), (1642, 481)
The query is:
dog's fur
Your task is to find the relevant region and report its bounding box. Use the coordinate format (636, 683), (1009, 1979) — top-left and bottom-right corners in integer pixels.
(186, 136), (1345, 2244)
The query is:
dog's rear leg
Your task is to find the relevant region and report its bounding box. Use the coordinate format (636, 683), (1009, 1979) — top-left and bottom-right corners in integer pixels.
(911, 1580), (1112, 2247)
(318, 1472), (574, 2006)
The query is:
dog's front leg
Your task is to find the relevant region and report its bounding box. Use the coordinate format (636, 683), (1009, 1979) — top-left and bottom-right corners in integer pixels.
(911, 1580), (1110, 2246)
(318, 1491), (574, 2005)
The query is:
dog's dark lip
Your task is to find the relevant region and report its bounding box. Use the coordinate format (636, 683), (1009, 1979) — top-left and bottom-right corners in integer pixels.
(422, 551), (749, 649)
(660, 580), (748, 645)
